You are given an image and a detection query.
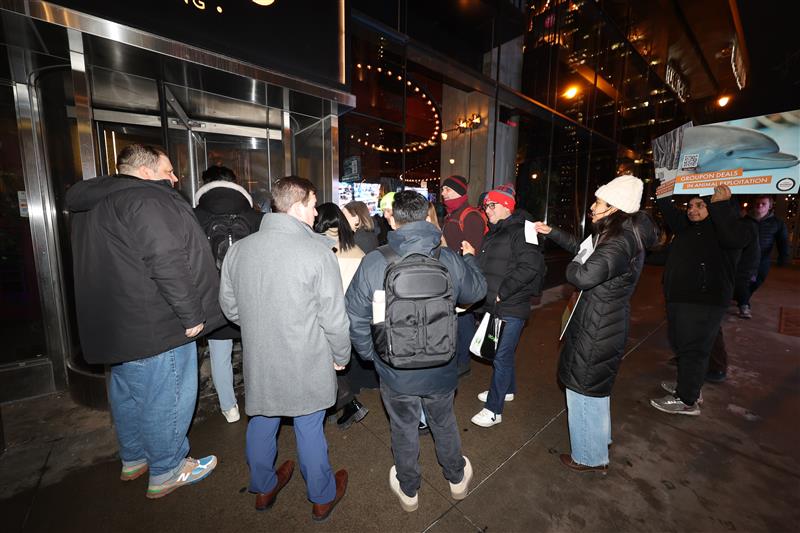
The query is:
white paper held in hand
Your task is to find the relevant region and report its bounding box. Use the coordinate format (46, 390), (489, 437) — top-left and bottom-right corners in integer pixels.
(372, 290), (386, 324)
(575, 236), (595, 264)
(524, 220), (539, 245)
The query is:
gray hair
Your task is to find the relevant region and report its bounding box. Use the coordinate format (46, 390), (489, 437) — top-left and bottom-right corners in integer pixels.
(117, 144), (166, 176)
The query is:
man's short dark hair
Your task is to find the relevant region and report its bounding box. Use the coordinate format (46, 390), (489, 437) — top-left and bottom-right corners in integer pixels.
(202, 165), (236, 184)
(272, 176), (316, 213)
(117, 144), (166, 175)
(392, 191), (429, 226)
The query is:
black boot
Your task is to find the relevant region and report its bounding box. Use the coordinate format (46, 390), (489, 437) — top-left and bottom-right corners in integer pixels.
(337, 398), (369, 429)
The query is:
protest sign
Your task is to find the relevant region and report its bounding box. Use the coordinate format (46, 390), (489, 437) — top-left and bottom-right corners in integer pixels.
(652, 111), (800, 197)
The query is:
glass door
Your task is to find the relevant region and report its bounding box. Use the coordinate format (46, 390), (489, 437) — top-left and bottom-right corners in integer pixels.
(0, 84), (48, 401)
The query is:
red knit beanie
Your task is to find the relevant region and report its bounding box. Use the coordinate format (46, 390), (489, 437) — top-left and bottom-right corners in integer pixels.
(485, 189), (516, 211)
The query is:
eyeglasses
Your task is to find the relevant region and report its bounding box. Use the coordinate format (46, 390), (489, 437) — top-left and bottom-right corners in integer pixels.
(483, 202), (498, 211)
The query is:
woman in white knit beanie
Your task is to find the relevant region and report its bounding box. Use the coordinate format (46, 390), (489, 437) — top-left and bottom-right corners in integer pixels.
(533, 175), (657, 473)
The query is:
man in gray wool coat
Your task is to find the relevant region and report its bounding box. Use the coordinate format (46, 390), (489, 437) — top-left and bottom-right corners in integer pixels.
(219, 176), (351, 522)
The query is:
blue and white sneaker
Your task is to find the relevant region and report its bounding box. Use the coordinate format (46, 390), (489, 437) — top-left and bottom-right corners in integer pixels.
(146, 455), (217, 499)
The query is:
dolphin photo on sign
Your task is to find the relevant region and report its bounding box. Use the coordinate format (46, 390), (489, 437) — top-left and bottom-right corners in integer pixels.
(652, 110), (800, 197)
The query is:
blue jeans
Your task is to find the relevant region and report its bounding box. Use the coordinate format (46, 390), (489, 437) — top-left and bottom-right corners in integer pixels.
(565, 389), (610, 467)
(246, 410), (336, 504)
(484, 317), (526, 414)
(208, 339), (237, 411)
(108, 342), (198, 485)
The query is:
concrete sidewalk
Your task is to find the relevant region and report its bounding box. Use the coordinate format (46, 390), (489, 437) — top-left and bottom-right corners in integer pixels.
(2, 265), (798, 532)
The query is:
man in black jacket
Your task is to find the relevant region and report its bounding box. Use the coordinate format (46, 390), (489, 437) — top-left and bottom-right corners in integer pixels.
(739, 195), (790, 317)
(194, 165), (263, 423)
(66, 144), (224, 498)
(651, 185), (745, 416)
(469, 187), (546, 428)
(345, 191), (486, 512)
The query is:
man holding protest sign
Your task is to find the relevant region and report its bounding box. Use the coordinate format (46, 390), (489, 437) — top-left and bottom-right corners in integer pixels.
(651, 185), (747, 416)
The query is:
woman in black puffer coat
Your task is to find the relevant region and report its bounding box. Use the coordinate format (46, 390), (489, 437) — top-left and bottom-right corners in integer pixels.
(535, 175), (657, 473)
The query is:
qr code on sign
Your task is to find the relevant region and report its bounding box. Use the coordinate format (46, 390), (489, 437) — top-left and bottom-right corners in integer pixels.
(680, 154), (699, 170)
(656, 170), (665, 182)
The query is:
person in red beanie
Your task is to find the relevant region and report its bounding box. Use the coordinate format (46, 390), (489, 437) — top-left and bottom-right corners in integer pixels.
(467, 186), (545, 428)
(440, 175), (488, 376)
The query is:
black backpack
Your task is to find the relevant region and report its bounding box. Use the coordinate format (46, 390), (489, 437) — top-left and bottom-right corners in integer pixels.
(203, 213), (253, 269)
(371, 245), (457, 369)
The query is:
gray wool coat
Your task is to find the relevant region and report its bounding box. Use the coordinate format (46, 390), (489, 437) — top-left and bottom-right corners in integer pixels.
(219, 213), (351, 417)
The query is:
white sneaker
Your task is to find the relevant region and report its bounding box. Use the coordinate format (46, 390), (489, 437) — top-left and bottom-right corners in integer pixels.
(449, 456), (473, 500)
(660, 382), (703, 405)
(470, 408), (501, 428)
(389, 465), (418, 512)
(222, 404), (240, 423)
(477, 391), (514, 403)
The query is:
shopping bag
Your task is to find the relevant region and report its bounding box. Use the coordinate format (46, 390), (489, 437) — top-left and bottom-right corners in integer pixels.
(469, 313), (505, 361)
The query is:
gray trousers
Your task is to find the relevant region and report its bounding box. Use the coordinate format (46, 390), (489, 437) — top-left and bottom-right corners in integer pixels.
(380, 382), (465, 497)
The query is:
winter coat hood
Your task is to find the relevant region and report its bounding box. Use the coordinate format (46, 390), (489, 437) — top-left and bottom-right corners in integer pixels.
(387, 220), (442, 256)
(66, 175), (171, 213)
(195, 181), (253, 214)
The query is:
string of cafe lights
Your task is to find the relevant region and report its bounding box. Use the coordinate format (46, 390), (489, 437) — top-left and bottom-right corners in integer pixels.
(402, 160), (441, 186)
(350, 63), (440, 153)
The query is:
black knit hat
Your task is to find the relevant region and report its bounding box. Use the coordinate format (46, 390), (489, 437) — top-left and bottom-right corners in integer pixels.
(442, 175), (468, 196)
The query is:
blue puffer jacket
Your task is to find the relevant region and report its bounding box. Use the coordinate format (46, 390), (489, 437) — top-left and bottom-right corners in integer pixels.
(345, 221), (487, 395)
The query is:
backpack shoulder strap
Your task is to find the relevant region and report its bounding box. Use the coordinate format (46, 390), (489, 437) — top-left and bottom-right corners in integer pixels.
(458, 206), (488, 234)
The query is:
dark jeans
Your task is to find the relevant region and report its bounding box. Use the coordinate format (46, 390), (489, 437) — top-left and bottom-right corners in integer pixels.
(733, 275), (754, 307)
(667, 303), (726, 404)
(380, 382), (465, 497)
(750, 256), (772, 295)
(736, 255), (771, 307)
(708, 328), (727, 374)
(455, 313), (477, 375)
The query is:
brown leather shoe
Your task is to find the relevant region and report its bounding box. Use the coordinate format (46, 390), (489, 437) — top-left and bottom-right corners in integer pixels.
(559, 454), (608, 474)
(311, 469), (348, 522)
(255, 460), (295, 511)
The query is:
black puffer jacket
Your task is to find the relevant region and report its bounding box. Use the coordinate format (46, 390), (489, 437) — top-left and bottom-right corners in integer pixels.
(657, 198), (746, 306)
(752, 213), (789, 264)
(194, 181), (263, 340)
(66, 175), (225, 364)
(549, 212), (657, 397)
(476, 210), (546, 319)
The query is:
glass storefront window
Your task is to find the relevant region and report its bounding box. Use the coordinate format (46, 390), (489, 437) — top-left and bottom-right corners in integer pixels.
(0, 85), (46, 364)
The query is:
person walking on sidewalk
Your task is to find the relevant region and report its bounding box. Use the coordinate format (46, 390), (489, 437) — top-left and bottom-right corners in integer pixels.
(738, 195), (790, 317)
(346, 191), (487, 512)
(440, 175), (488, 377)
(219, 177), (351, 522)
(66, 144), (223, 498)
(194, 165), (263, 423)
(470, 186), (546, 428)
(650, 185), (746, 416)
(535, 174), (656, 473)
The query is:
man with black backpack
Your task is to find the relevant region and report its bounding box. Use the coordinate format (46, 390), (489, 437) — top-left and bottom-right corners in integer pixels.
(195, 166), (262, 423)
(345, 191), (486, 512)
